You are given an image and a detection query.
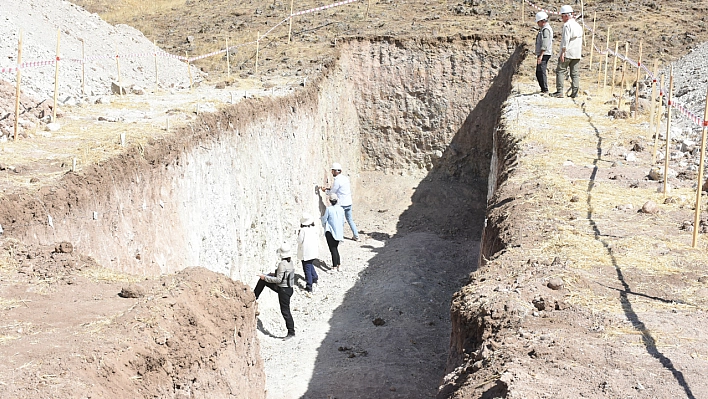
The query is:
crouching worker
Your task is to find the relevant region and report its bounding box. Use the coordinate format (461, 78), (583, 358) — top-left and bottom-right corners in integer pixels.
(255, 243), (296, 340)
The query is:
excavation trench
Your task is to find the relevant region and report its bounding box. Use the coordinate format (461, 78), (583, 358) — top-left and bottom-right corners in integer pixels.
(0, 36), (524, 397)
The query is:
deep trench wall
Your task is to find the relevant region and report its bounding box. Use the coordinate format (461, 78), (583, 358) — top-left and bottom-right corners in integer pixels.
(340, 35), (518, 177)
(442, 59), (526, 397)
(0, 62), (361, 279)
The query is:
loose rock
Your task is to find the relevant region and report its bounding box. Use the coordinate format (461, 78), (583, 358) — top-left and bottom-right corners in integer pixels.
(55, 241), (74, 254)
(547, 278), (564, 290)
(641, 200), (659, 214)
(119, 284), (146, 298)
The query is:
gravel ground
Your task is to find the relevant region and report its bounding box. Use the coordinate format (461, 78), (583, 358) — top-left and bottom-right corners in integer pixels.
(0, 0), (202, 103)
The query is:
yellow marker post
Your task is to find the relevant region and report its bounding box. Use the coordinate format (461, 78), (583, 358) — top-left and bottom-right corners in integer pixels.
(692, 85), (708, 247)
(288, 0), (294, 43)
(52, 29), (61, 122)
(649, 60), (658, 163)
(610, 41), (619, 97)
(255, 32), (260, 74)
(602, 27), (610, 90)
(663, 65), (674, 199)
(14, 30), (23, 142)
(634, 41), (642, 120)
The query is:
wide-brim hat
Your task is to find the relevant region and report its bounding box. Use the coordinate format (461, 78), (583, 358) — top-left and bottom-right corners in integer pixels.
(300, 213), (314, 226)
(331, 162), (342, 171)
(277, 243), (293, 258)
(329, 193), (339, 202)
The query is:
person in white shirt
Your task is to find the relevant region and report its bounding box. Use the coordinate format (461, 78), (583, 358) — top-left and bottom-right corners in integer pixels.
(552, 5), (583, 98)
(297, 213), (319, 293)
(320, 162), (360, 241)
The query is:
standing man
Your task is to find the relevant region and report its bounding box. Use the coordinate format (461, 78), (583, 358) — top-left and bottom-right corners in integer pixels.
(321, 162), (359, 241)
(297, 213), (319, 294)
(534, 11), (553, 94)
(552, 5), (583, 98)
(255, 243), (296, 340)
(321, 193), (345, 271)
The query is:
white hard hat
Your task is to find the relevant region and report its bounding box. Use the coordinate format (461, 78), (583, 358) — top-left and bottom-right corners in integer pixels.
(535, 11), (548, 22)
(277, 242), (293, 258)
(559, 5), (573, 14)
(331, 162), (342, 171)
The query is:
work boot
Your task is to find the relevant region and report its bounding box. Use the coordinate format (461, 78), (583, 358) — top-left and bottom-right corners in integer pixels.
(550, 92), (564, 98)
(283, 333), (295, 341)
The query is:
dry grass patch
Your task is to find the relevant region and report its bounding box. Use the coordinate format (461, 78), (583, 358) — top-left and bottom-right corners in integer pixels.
(77, 265), (146, 284)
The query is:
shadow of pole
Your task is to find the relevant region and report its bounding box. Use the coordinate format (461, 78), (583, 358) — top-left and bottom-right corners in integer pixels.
(581, 106), (695, 399)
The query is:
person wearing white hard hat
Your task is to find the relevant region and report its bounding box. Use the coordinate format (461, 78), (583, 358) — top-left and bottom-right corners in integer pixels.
(551, 5), (583, 98)
(320, 162), (360, 241)
(321, 193), (345, 271)
(297, 212), (320, 293)
(534, 11), (553, 94)
(255, 243), (296, 340)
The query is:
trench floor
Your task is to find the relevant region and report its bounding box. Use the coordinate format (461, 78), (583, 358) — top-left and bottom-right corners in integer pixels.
(255, 171), (485, 399)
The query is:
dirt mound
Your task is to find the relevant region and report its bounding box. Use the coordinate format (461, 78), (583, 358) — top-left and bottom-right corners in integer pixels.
(0, 239), (264, 398)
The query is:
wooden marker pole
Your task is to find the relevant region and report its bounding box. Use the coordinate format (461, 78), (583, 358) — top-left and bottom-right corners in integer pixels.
(649, 60), (658, 163)
(81, 39), (86, 96)
(597, 61), (602, 88)
(634, 41), (643, 120)
(255, 32), (260, 74)
(52, 29), (61, 122)
(581, 0), (586, 47)
(154, 41), (159, 92)
(288, 0), (294, 43)
(654, 74), (665, 164)
(116, 54), (123, 95)
(186, 52), (193, 91)
(663, 65), (674, 198)
(226, 37), (231, 79)
(610, 41), (619, 97)
(692, 85), (708, 247)
(618, 42), (629, 111)
(603, 27), (610, 89)
(589, 12), (596, 68)
(14, 30), (23, 142)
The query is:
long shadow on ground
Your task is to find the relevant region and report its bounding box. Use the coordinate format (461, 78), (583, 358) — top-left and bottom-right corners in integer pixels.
(581, 107), (695, 399)
(301, 46), (524, 399)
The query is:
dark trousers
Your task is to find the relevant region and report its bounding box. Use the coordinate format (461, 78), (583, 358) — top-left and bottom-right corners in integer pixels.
(536, 54), (551, 92)
(302, 260), (319, 291)
(254, 280), (295, 335)
(325, 231), (340, 267)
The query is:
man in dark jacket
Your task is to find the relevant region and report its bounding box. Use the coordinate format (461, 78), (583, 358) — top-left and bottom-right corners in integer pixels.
(255, 243), (296, 340)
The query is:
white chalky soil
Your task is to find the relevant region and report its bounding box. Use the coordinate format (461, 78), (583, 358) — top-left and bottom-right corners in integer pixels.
(256, 171), (483, 399)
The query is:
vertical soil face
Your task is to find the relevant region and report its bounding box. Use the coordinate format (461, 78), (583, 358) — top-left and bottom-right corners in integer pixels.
(341, 35), (519, 179)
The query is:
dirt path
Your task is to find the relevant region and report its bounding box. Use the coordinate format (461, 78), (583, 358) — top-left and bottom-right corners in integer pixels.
(255, 171), (486, 398)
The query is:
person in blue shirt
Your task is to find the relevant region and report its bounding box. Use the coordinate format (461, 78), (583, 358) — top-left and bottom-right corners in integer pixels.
(321, 162), (360, 241)
(321, 193), (345, 271)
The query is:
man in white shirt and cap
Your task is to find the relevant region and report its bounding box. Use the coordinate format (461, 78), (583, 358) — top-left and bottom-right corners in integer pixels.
(321, 162), (360, 241)
(551, 4), (583, 98)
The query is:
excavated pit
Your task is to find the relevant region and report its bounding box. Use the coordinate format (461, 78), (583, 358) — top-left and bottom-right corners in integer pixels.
(0, 35), (525, 397)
